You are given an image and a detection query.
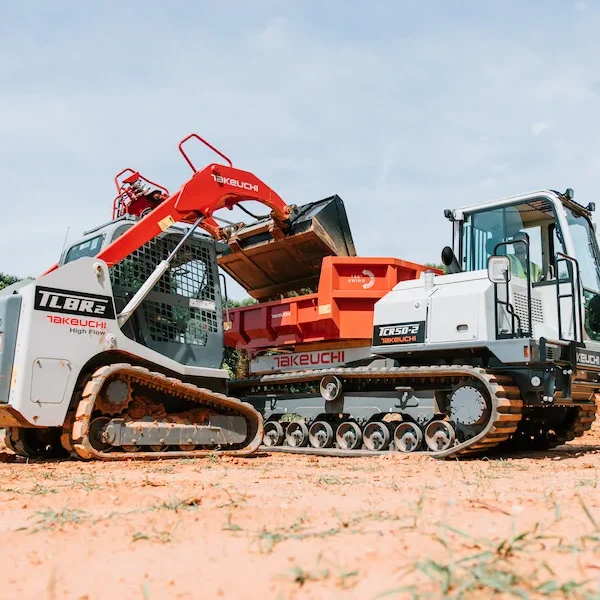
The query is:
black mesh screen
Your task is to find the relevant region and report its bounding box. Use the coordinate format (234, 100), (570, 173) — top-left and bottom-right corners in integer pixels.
(110, 233), (218, 347)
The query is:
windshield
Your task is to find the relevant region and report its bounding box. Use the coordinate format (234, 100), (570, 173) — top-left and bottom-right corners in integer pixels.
(461, 204), (543, 275)
(565, 208), (600, 292)
(64, 235), (103, 264)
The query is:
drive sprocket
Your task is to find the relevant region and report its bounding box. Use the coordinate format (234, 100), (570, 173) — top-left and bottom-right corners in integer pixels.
(94, 377), (133, 415)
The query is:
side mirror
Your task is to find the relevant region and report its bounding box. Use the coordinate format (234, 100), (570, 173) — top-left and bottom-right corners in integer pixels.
(488, 256), (511, 284)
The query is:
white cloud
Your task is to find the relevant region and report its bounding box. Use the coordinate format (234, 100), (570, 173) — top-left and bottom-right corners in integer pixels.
(531, 122), (549, 136)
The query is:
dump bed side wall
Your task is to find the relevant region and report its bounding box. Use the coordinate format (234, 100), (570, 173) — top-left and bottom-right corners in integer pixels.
(224, 257), (441, 352)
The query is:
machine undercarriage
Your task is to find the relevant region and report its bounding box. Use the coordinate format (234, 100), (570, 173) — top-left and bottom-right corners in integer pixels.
(228, 362), (597, 457)
(5, 363), (263, 459)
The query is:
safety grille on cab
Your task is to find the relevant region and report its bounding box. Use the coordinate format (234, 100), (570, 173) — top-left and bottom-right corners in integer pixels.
(513, 293), (544, 332)
(110, 233), (218, 346)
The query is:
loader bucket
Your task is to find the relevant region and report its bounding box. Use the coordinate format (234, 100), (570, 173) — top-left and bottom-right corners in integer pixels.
(217, 195), (356, 301)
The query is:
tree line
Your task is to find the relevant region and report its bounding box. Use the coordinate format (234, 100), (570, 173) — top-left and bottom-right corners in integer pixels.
(0, 273), (19, 291)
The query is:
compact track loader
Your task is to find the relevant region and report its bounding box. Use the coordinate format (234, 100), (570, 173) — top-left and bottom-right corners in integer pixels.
(0, 134), (354, 459)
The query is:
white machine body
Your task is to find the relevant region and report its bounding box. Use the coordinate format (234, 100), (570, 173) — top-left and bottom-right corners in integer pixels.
(0, 257), (227, 428)
(372, 270), (574, 361)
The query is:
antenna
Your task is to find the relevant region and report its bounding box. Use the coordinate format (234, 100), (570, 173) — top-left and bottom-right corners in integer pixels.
(60, 226), (71, 256)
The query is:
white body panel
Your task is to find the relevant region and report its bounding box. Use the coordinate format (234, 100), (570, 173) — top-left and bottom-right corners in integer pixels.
(8, 257), (227, 427)
(372, 270), (571, 356)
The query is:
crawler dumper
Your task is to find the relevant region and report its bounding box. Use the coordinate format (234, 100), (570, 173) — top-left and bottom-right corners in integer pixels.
(227, 192), (600, 456)
(1, 134), (599, 459)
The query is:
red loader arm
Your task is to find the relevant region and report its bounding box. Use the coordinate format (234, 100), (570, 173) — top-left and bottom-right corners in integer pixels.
(96, 161), (292, 269)
(44, 134), (294, 274)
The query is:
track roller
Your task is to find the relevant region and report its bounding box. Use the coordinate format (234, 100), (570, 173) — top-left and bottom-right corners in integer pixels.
(178, 444), (197, 451)
(149, 444), (170, 452)
(336, 421), (362, 450)
(424, 420), (455, 451)
(320, 376), (343, 401)
(263, 421), (285, 447)
(363, 422), (390, 451)
(88, 417), (112, 453)
(122, 445), (141, 452)
(393, 422), (423, 453)
(308, 421), (335, 448)
(285, 421), (309, 447)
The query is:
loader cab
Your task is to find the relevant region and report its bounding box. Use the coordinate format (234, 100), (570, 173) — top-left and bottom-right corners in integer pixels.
(59, 216), (226, 369)
(448, 189), (600, 342)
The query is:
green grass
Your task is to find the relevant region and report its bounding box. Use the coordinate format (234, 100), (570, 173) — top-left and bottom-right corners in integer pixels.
(68, 474), (102, 492)
(28, 507), (88, 531)
(374, 512), (600, 600)
(132, 522), (181, 544)
(0, 483), (58, 496)
(148, 495), (202, 512)
(224, 510), (404, 555)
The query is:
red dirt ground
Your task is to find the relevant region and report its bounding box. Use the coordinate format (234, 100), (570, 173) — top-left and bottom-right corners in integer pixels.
(1, 420), (599, 600)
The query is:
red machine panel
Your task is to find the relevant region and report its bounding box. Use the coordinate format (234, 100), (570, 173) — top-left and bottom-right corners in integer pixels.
(224, 257), (442, 353)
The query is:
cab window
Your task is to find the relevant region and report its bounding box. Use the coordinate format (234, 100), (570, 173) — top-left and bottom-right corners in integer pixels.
(462, 206), (540, 271)
(64, 235), (103, 264)
(461, 201), (553, 282)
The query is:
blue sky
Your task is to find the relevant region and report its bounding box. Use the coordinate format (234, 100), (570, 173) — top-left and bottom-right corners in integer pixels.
(2, 0), (599, 298)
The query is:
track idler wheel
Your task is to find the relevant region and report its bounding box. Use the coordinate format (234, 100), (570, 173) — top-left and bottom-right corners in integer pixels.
(263, 421), (285, 447)
(393, 422), (423, 453)
(336, 422), (362, 450)
(308, 421), (335, 448)
(363, 422), (390, 451)
(88, 417), (112, 453)
(285, 421), (309, 447)
(424, 420), (456, 452)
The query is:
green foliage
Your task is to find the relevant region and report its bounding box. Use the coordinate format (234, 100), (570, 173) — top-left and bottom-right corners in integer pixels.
(425, 262), (446, 274)
(222, 296), (257, 377)
(0, 273), (20, 291)
(222, 346), (244, 378)
(281, 287), (315, 298)
(224, 297), (257, 309)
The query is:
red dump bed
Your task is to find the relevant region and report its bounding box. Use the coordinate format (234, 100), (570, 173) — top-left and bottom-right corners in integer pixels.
(224, 257), (442, 353)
